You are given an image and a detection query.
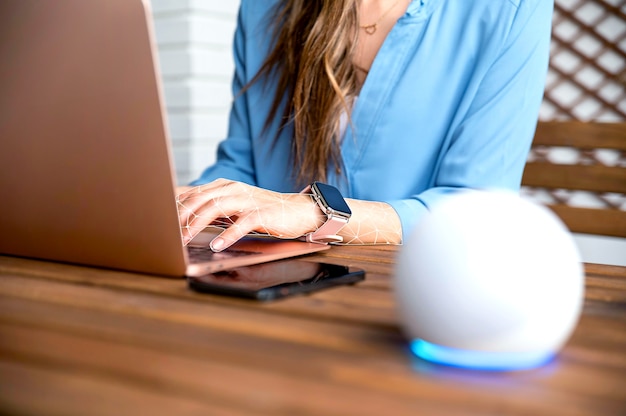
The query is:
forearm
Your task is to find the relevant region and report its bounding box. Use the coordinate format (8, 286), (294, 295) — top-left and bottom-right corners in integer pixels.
(338, 199), (403, 245)
(177, 180), (403, 250)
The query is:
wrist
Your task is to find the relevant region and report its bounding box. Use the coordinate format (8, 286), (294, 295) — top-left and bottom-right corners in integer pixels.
(302, 182), (352, 244)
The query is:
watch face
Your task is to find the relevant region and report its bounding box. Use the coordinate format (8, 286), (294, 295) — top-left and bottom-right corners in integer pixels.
(312, 182), (352, 216)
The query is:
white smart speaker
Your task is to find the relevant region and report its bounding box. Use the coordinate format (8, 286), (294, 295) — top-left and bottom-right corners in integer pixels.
(394, 190), (584, 370)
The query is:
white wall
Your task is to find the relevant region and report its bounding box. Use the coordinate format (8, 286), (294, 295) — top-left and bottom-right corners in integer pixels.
(151, 0), (241, 185)
(573, 234), (626, 266)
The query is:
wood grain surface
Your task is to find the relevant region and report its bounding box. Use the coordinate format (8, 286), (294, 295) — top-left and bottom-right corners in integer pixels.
(0, 246), (625, 416)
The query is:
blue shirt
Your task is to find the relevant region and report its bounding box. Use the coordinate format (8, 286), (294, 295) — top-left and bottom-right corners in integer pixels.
(192, 0), (553, 239)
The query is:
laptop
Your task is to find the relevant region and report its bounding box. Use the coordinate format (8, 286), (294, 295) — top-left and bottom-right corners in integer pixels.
(0, 0), (329, 277)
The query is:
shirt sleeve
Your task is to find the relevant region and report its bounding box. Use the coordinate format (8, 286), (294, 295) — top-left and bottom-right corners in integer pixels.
(388, 0), (553, 240)
(190, 1), (257, 186)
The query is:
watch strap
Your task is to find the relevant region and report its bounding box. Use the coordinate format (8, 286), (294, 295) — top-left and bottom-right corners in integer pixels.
(304, 216), (348, 244)
(300, 184), (348, 244)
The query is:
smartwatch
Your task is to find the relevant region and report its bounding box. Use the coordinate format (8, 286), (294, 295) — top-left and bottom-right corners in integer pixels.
(303, 181), (352, 244)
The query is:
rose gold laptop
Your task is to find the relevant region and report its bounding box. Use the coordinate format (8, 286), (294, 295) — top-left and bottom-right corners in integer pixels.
(0, 0), (329, 277)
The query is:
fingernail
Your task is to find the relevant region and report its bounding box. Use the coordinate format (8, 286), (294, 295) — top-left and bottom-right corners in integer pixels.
(210, 237), (225, 252)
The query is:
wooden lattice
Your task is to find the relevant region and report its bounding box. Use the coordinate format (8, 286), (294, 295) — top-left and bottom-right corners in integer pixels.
(541, 0), (626, 121)
(523, 1), (626, 227)
(521, 122), (626, 237)
(523, 139), (626, 210)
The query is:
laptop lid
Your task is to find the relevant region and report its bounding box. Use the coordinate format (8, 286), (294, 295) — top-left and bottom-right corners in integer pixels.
(0, 0), (189, 276)
(0, 0), (330, 277)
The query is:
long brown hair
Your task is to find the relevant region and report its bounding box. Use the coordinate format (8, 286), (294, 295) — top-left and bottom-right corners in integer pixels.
(248, 0), (360, 186)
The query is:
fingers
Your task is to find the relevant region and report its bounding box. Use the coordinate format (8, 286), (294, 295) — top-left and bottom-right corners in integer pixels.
(175, 185), (193, 194)
(177, 179), (230, 226)
(177, 179), (240, 244)
(177, 193), (212, 245)
(210, 213), (261, 252)
(177, 179), (269, 247)
(176, 179), (322, 251)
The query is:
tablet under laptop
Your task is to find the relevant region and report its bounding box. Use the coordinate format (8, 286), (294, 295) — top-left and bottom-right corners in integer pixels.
(0, 0), (329, 277)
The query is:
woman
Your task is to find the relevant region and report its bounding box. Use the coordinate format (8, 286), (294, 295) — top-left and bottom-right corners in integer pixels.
(177, 0), (553, 252)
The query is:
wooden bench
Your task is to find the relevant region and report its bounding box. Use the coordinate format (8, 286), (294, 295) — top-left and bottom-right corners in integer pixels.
(521, 121), (626, 238)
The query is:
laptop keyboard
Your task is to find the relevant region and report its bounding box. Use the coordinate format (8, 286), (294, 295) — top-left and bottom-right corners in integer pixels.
(186, 246), (260, 264)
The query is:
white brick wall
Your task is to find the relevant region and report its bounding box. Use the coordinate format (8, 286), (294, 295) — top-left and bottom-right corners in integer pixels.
(151, 0), (241, 185)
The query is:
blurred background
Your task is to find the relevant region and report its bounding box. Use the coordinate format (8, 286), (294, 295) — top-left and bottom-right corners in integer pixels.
(150, 0), (625, 265)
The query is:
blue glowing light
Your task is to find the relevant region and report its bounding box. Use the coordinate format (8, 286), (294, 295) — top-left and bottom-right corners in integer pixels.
(410, 339), (555, 371)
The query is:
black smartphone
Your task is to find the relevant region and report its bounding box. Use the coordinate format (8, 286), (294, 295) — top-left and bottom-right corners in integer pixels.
(187, 259), (365, 301)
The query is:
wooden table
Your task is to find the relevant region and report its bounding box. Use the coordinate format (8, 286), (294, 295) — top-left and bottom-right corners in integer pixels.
(0, 246), (624, 416)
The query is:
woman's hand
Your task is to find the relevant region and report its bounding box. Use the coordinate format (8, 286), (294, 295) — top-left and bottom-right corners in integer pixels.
(176, 179), (324, 251)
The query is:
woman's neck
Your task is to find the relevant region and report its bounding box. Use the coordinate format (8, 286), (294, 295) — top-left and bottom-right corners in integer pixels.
(354, 0), (411, 86)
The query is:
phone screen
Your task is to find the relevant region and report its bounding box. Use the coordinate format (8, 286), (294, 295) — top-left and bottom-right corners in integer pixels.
(187, 259), (365, 301)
